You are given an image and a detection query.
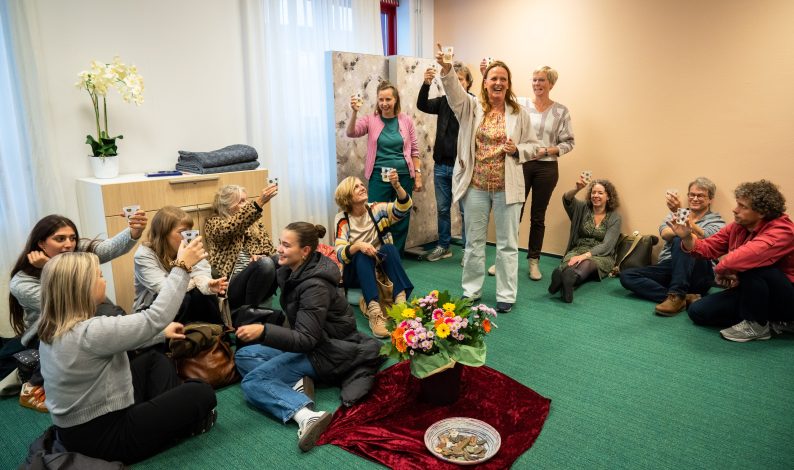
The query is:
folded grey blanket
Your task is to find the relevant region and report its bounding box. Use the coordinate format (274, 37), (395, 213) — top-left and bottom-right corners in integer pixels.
(176, 160), (260, 174)
(177, 144), (258, 169)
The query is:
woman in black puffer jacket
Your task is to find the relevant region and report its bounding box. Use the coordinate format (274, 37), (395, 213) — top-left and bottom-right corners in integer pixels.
(234, 222), (383, 453)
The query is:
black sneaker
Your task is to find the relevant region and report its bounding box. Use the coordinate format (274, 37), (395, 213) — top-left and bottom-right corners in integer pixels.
(496, 302), (513, 313)
(191, 408), (217, 436)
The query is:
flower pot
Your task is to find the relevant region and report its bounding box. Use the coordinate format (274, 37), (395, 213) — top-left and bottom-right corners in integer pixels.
(89, 156), (119, 179)
(417, 362), (463, 406)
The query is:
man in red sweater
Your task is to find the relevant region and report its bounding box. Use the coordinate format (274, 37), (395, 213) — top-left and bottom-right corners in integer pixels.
(670, 180), (794, 342)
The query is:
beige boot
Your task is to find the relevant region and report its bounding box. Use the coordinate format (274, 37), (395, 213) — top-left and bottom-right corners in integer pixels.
(394, 290), (406, 305)
(528, 258), (542, 281)
(366, 301), (389, 338)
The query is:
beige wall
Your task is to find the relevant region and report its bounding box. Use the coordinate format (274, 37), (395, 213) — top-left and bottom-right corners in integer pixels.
(25, 0), (249, 225)
(434, 0), (794, 256)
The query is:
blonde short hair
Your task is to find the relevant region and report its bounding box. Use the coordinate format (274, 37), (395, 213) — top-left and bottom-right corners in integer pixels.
(335, 176), (361, 213)
(533, 65), (558, 86)
(38, 252), (99, 344)
(212, 185), (246, 218)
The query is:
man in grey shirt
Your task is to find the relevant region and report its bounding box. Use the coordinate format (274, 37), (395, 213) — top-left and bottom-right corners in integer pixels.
(620, 177), (725, 315)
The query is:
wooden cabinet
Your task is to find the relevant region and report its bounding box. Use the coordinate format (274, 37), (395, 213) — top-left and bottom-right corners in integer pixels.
(76, 169), (270, 313)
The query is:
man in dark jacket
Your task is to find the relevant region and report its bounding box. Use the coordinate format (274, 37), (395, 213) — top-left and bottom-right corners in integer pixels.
(417, 61), (472, 263)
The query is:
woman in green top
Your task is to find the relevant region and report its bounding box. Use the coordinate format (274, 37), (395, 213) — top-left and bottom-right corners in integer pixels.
(346, 81), (422, 253)
(549, 176), (622, 303)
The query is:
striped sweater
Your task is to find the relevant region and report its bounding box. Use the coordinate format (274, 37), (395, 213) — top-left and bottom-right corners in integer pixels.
(333, 195), (412, 264)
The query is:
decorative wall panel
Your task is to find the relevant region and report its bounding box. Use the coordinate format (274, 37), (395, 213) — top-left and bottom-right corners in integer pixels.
(329, 51), (463, 251)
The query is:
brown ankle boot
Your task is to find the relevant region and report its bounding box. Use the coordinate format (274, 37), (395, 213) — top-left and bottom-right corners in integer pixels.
(685, 293), (702, 307)
(655, 294), (686, 316)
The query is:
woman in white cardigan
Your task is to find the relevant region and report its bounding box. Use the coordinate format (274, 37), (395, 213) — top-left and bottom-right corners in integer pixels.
(134, 206), (228, 324)
(437, 46), (541, 313)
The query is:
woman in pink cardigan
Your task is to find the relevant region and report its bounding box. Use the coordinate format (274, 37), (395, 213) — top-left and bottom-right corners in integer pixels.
(346, 81), (422, 253)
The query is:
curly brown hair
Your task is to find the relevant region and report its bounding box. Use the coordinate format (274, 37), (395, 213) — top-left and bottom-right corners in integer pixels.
(734, 180), (786, 219)
(587, 179), (620, 212)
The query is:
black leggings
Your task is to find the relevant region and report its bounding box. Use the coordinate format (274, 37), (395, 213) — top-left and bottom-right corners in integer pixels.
(569, 259), (599, 284)
(56, 351), (216, 464)
(228, 256), (278, 310)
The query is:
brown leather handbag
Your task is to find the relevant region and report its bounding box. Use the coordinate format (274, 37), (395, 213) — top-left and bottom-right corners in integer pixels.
(169, 323), (240, 389)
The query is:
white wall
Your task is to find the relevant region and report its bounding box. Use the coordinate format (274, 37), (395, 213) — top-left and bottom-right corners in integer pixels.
(27, 0), (249, 227)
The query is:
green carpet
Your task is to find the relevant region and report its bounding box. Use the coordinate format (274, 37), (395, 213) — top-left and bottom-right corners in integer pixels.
(2, 246), (793, 469)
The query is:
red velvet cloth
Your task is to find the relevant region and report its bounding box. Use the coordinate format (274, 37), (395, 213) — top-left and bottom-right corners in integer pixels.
(317, 361), (551, 469)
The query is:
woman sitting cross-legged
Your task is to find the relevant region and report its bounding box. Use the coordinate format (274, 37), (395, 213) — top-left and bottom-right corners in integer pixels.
(235, 223), (383, 452)
(204, 183), (279, 313)
(332, 171), (414, 338)
(38, 241), (217, 465)
(549, 175), (622, 303)
(134, 206), (228, 323)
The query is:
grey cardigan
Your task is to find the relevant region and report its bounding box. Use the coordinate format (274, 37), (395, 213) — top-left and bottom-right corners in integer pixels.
(10, 228), (138, 346)
(40, 268), (189, 428)
(562, 195), (622, 257)
(132, 244), (214, 312)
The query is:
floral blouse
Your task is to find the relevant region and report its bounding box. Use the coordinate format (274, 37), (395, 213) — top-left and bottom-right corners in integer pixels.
(471, 112), (506, 191)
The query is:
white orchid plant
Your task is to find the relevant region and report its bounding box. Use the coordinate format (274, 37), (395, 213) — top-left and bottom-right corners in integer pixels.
(76, 57), (144, 158)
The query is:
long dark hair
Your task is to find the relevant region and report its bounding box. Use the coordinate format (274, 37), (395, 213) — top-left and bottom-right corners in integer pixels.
(285, 222), (327, 254)
(9, 215), (92, 336)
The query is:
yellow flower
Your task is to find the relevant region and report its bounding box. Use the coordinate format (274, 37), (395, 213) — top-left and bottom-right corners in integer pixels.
(436, 323), (450, 338)
(401, 308), (416, 319)
(442, 303), (456, 312)
(430, 290), (439, 297)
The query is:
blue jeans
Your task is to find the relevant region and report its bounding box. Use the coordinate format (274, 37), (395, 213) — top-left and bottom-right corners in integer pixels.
(434, 163), (454, 249)
(461, 188), (521, 303)
(343, 243), (413, 304)
(619, 237), (714, 303)
(235, 344), (317, 422)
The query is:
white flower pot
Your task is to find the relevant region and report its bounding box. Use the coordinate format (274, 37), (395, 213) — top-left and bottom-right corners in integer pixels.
(89, 156), (119, 179)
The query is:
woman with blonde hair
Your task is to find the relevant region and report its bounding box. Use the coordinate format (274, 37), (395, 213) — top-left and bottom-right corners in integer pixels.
(38, 243), (217, 464)
(346, 80), (422, 253)
(333, 171), (413, 338)
(438, 45), (541, 313)
(204, 183), (279, 313)
(134, 205), (228, 323)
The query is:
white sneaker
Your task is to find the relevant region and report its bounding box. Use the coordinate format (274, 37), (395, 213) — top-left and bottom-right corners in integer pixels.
(719, 320), (771, 342)
(297, 410), (332, 452)
(425, 246), (452, 262)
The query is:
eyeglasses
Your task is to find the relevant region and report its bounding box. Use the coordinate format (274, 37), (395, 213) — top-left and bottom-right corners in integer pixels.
(688, 193), (708, 200)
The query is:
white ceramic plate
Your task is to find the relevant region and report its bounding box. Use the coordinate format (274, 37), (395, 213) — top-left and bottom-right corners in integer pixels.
(424, 417), (501, 465)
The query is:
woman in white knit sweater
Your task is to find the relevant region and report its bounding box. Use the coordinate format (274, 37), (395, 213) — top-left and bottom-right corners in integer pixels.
(38, 242), (216, 464)
(134, 206), (228, 324)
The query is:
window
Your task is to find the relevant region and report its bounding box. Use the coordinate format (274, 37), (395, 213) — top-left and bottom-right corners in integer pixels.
(380, 0), (398, 55)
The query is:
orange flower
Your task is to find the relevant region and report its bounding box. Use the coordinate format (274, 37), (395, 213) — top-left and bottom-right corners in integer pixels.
(394, 336), (407, 353)
(444, 310), (455, 318)
(392, 326), (405, 342)
(483, 319), (491, 333)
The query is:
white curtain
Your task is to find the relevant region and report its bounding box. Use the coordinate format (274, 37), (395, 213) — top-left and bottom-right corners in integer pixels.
(240, 0), (383, 237)
(0, 0), (63, 335)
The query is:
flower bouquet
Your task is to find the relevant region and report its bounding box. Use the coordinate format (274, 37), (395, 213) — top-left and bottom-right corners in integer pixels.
(379, 290), (498, 379)
(75, 56), (144, 159)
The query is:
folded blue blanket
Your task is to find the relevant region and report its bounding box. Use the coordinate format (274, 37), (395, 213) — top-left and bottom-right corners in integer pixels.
(175, 161), (260, 175)
(177, 144), (258, 169)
